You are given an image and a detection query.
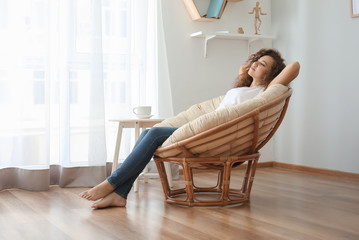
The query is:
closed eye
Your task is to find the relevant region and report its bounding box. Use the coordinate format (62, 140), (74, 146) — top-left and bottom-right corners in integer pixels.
(259, 60), (267, 67)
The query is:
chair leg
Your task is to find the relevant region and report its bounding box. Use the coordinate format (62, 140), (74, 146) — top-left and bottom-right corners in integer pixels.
(222, 161), (231, 201)
(154, 160), (171, 199)
(242, 160), (253, 193)
(183, 162), (194, 204)
(246, 159), (259, 199)
(164, 162), (173, 188)
(218, 169), (224, 191)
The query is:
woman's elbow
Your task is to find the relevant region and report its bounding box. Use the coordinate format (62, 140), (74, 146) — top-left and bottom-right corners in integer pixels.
(290, 61), (300, 75)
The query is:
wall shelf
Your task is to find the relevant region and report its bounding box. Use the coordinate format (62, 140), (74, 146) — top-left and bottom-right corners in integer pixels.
(190, 31), (275, 57)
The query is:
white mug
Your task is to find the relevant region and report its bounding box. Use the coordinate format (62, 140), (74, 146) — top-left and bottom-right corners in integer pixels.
(133, 106), (152, 116)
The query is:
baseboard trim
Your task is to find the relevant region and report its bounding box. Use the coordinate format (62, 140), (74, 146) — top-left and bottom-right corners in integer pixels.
(268, 161), (359, 181)
(178, 161), (359, 181)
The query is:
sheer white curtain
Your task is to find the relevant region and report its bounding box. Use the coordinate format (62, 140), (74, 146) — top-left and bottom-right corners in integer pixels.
(0, 0), (158, 191)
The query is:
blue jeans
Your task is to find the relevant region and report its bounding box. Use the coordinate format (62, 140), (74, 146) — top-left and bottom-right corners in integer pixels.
(107, 127), (178, 199)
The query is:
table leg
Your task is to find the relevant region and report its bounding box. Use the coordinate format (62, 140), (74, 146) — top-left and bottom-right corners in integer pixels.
(133, 122), (141, 192)
(112, 123), (123, 173)
(140, 127), (150, 184)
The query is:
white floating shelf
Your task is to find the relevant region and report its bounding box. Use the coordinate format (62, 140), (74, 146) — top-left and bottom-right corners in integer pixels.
(190, 31), (275, 57)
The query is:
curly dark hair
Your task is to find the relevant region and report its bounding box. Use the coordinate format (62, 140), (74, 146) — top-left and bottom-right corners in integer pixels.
(234, 49), (286, 88)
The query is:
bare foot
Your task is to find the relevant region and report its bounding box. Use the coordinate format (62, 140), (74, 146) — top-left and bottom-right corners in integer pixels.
(91, 192), (127, 209)
(79, 180), (115, 201)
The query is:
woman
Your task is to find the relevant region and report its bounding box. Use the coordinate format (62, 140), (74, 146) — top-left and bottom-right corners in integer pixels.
(79, 49), (300, 209)
(216, 49), (299, 111)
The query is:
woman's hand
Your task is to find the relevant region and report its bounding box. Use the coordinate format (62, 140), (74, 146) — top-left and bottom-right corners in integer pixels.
(239, 64), (250, 75)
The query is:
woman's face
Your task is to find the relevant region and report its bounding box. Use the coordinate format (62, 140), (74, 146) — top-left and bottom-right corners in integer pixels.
(248, 55), (275, 83)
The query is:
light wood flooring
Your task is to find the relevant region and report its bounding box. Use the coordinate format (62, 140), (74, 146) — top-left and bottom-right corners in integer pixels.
(1, 167), (359, 240)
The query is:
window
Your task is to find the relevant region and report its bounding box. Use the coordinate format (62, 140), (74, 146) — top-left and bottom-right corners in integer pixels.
(33, 70), (45, 104)
(0, 0), (158, 167)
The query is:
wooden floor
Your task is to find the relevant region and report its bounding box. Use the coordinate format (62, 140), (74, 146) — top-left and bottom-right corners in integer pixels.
(1, 167), (359, 240)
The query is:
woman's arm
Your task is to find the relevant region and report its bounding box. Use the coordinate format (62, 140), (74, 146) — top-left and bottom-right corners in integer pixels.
(268, 61), (300, 87)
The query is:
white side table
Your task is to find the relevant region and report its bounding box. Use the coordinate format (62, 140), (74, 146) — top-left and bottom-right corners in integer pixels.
(110, 118), (172, 192)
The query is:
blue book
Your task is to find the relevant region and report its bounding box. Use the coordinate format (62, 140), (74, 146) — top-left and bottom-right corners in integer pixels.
(206, 0), (225, 18)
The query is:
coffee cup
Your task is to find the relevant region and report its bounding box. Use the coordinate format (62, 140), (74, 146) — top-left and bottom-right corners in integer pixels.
(133, 106), (152, 116)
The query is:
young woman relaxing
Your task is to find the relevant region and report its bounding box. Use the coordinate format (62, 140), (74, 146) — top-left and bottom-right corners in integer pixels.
(79, 48), (300, 209)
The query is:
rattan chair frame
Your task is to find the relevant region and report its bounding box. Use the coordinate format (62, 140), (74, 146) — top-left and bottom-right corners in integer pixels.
(154, 89), (292, 207)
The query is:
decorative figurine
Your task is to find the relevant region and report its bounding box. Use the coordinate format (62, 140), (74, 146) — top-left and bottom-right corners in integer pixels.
(248, 1), (267, 35)
(237, 27), (244, 34)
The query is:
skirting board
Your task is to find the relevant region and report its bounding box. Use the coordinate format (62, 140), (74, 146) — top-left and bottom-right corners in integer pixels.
(182, 161), (359, 181)
(260, 161), (359, 181)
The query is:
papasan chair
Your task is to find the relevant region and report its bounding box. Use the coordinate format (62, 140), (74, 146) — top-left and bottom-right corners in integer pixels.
(153, 84), (292, 206)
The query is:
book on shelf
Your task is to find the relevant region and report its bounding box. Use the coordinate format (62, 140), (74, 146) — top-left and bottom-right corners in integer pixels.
(206, 0), (226, 18)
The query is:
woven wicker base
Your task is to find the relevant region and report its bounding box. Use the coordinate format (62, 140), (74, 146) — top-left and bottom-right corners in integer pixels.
(154, 153), (260, 207)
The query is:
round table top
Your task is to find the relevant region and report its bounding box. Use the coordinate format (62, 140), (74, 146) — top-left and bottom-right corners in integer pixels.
(109, 118), (164, 123)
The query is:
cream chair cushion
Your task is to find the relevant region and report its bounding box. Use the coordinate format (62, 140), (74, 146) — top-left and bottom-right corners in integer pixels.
(154, 84), (289, 158)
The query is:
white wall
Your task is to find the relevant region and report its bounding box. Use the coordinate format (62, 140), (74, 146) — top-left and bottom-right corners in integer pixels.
(159, 0), (272, 114)
(272, 0), (359, 173)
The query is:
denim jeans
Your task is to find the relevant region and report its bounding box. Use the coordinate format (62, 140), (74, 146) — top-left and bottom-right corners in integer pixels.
(107, 127), (178, 199)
